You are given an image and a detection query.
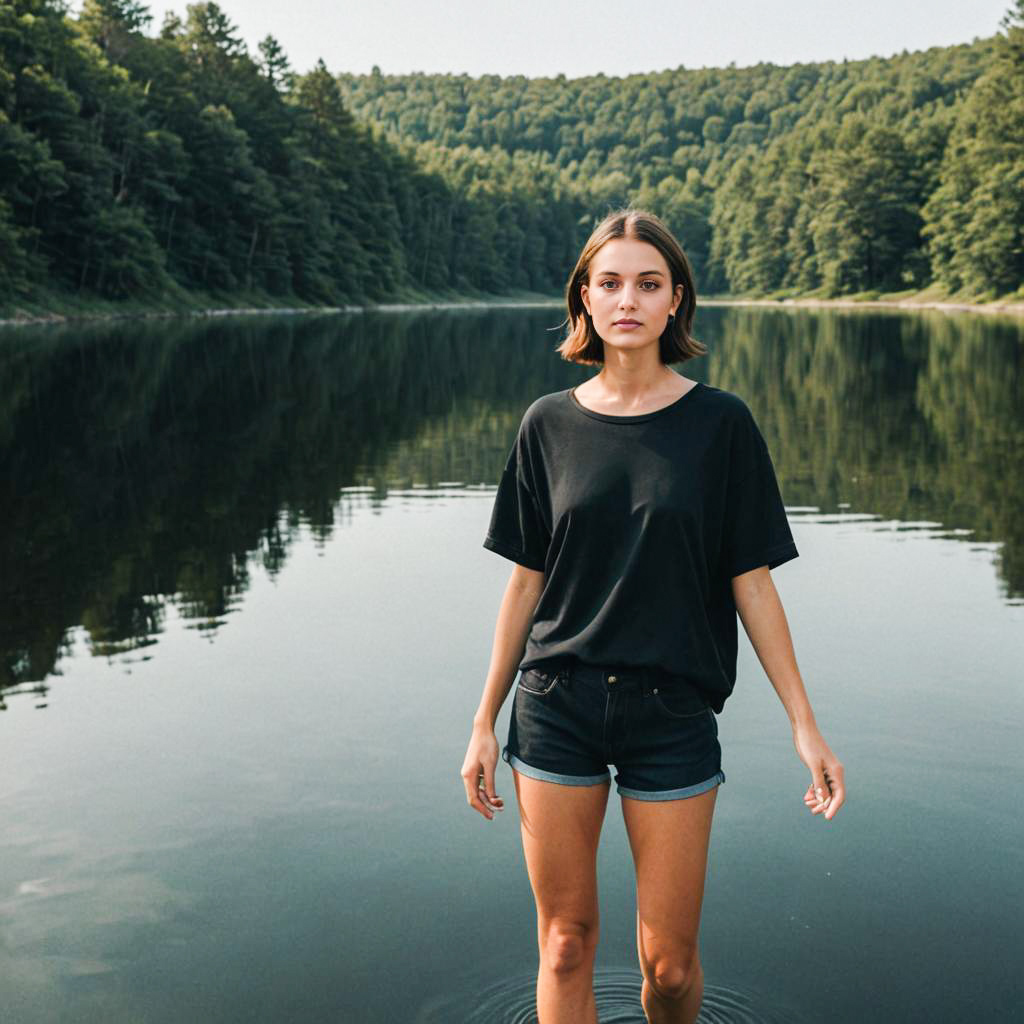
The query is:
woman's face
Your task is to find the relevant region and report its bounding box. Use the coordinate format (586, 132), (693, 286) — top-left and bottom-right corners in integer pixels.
(579, 237), (683, 355)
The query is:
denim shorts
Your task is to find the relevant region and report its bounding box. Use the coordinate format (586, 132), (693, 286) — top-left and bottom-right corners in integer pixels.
(501, 658), (725, 801)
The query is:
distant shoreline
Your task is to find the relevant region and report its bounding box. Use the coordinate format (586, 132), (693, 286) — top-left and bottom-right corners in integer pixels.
(2, 292), (1022, 328)
(0, 297), (561, 328)
(700, 296), (1024, 316)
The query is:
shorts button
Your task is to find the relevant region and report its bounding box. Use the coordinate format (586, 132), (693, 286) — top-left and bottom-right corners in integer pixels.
(608, 674), (617, 683)
(653, 687), (658, 694)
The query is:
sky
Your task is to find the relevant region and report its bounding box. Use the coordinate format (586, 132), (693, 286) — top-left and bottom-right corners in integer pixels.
(73, 0), (1013, 79)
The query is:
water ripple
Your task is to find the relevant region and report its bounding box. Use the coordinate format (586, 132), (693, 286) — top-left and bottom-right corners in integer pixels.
(416, 966), (806, 1023)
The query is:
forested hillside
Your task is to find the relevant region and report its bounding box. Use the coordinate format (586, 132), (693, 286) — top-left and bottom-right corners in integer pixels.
(1, 0), (1022, 315)
(337, 9), (1023, 299)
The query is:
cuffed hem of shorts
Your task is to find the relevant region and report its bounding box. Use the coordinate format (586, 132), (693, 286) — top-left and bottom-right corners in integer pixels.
(617, 769), (726, 802)
(502, 748), (612, 787)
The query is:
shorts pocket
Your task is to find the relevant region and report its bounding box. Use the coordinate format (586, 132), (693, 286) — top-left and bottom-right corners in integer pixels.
(650, 685), (709, 719)
(517, 667), (564, 696)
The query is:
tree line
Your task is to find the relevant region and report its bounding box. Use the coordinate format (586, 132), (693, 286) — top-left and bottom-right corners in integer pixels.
(1, 0), (1021, 311)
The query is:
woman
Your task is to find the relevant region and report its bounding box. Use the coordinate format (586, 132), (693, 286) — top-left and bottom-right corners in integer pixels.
(461, 207), (845, 1024)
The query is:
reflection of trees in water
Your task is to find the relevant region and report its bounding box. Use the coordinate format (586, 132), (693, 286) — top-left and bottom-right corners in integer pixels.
(708, 307), (1024, 601)
(0, 309), (575, 695)
(0, 306), (1020, 697)
(915, 315), (1024, 596)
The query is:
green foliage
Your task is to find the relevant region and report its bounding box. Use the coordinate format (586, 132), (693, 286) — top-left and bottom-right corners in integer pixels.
(0, 0), (560, 307)
(337, 28), (1017, 300)
(921, 2), (1024, 295)
(0, 0), (1021, 308)
(808, 119), (925, 294)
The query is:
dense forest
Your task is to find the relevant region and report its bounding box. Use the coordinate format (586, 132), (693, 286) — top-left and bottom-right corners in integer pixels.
(1, 0), (1022, 315)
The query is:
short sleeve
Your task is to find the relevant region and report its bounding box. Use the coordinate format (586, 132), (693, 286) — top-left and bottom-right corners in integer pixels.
(722, 407), (799, 579)
(482, 428), (550, 572)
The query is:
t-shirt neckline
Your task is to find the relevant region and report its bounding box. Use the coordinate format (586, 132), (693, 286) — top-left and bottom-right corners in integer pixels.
(567, 381), (704, 423)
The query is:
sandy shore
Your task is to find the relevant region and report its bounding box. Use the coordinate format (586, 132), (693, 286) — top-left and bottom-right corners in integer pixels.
(2, 294), (1022, 327)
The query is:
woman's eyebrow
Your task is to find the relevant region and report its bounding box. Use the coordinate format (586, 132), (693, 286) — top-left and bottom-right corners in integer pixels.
(595, 269), (665, 277)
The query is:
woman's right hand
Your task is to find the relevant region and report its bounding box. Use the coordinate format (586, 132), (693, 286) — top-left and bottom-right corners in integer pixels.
(461, 724), (505, 820)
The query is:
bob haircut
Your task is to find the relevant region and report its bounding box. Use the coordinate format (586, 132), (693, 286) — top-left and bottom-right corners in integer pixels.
(557, 206), (706, 366)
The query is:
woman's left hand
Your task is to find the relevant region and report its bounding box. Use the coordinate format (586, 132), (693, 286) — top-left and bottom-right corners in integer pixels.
(793, 722), (845, 820)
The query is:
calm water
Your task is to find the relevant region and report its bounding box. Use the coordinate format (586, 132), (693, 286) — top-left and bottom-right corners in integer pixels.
(1, 306), (1022, 1023)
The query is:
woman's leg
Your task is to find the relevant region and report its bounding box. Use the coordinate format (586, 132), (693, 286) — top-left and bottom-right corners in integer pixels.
(620, 785), (719, 1024)
(511, 767), (611, 1024)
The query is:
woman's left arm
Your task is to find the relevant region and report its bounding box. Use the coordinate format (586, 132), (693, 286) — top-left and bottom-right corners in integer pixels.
(732, 566), (846, 821)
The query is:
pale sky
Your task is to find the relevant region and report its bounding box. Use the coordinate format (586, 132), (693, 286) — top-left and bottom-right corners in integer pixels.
(73, 0), (1012, 78)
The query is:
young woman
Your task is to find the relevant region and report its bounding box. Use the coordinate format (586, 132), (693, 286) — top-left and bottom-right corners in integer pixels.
(461, 207), (845, 1024)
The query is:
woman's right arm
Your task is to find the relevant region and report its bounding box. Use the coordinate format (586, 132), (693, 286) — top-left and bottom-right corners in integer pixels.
(461, 564), (545, 820)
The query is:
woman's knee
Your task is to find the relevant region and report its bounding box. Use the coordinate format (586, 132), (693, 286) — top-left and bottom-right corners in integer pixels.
(541, 918), (599, 974)
(646, 945), (701, 1001)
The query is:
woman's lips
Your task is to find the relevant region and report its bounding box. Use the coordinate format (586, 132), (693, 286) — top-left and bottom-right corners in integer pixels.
(614, 321), (641, 329)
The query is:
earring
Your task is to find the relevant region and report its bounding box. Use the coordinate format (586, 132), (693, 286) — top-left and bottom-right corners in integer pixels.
(667, 313), (675, 323)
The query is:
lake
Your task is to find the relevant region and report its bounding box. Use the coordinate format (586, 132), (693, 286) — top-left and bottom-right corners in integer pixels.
(0, 305), (1021, 1023)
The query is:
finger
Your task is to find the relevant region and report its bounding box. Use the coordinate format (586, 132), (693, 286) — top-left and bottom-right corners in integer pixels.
(822, 781), (845, 820)
(809, 771), (831, 815)
(805, 780), (824, 810)
(819, 763), (843, 817)
(479, 767), (503, 812)
(462, 767), (495, 820)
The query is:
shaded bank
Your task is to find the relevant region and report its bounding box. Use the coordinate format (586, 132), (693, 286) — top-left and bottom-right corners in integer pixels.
(0, 289), (565, 328)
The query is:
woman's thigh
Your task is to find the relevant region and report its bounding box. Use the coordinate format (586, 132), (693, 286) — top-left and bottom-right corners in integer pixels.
(512, 769), (610, 926)
(621, 785), (718, 959)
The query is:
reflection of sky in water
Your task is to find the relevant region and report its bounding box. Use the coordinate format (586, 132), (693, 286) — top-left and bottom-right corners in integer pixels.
(1, 488), (1022, 1023)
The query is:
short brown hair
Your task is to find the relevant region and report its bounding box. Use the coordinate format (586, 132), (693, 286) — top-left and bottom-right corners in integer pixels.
(556, 206), (706, 366)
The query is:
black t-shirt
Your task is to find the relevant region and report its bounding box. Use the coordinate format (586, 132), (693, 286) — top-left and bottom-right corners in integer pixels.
(482, 381), (798, 713)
